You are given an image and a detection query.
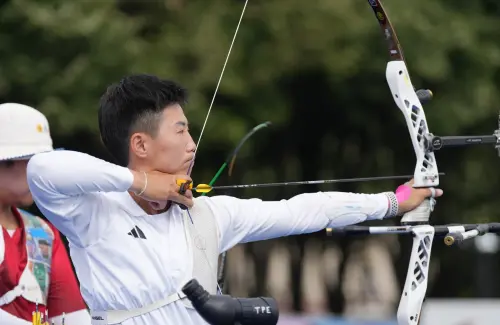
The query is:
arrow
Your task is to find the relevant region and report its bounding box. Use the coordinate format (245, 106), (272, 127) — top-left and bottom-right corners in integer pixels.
(177, 172), (445, 194)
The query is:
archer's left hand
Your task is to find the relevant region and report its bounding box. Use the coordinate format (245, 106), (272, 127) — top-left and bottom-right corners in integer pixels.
(395, 178), (443, 215)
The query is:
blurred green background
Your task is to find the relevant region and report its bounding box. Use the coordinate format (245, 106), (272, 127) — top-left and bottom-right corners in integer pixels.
(2, 0), (500, 317)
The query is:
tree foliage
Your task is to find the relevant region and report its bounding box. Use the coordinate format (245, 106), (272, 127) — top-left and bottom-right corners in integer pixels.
(2, 0), (500, 304)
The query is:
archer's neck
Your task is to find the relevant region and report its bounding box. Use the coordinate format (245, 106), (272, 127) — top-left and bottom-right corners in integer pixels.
(0, 204), (20, 230)
(128, 191), (172, 215)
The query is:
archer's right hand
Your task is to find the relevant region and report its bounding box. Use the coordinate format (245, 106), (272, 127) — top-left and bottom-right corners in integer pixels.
(130, 170), (194, 209)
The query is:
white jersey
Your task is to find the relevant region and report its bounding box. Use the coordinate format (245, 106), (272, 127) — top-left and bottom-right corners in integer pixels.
(26, 150), (392, 325)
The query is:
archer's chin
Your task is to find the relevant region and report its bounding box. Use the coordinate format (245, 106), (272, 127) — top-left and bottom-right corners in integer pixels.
(16, 193), (34, 208)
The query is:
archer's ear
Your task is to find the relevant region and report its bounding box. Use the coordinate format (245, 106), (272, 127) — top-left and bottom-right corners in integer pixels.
(129, 132), (150, 159)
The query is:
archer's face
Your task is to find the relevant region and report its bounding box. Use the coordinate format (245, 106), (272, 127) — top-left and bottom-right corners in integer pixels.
(0, 160), (33, 207)
(130, 104), (196, 175)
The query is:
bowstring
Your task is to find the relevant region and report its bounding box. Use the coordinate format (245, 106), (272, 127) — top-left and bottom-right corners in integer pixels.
(188, 0), (250, 168)
(183, 0), (249, 296)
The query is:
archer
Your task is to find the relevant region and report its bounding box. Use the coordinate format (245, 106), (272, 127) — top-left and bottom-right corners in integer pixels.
(26, 74), (442, 325)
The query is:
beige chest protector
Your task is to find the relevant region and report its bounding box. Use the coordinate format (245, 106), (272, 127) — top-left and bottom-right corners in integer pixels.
(91, 198), (221, 325)
(0, 210), (54, 307)
(181, 198), (220, 299)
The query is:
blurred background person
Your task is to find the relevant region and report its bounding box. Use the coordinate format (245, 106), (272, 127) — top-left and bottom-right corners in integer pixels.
(0, 103), (90, 325)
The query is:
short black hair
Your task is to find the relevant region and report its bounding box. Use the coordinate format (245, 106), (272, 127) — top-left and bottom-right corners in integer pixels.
(98, 74), (188, 166)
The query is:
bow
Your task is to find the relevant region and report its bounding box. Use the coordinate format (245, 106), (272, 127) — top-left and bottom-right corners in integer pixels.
(368, 1), (438, 324)
(327, 2), (500, 325)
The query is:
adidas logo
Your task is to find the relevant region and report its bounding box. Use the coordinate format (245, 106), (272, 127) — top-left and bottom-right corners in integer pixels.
(128, 226), (147, 239)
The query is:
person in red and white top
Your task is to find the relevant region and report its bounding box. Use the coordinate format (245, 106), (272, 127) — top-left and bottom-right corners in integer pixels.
(0, 103), (91, 325)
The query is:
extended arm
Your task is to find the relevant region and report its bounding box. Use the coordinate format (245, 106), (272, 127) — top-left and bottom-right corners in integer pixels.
(204, 191), (395, 253)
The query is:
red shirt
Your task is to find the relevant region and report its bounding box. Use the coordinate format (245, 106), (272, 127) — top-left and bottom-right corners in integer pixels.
(0, 208), (86, 322)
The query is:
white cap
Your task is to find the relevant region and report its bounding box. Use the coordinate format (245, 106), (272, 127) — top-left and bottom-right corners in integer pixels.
(0, 103), (54, 161)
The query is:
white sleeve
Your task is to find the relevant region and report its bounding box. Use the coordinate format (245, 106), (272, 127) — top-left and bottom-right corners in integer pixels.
(204, 191), (390, 253)
(26, 150), (134, 247)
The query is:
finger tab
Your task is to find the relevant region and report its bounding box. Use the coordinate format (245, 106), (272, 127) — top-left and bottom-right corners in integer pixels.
(179, 180), (193, 194)
(176, 179), (193, 189)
